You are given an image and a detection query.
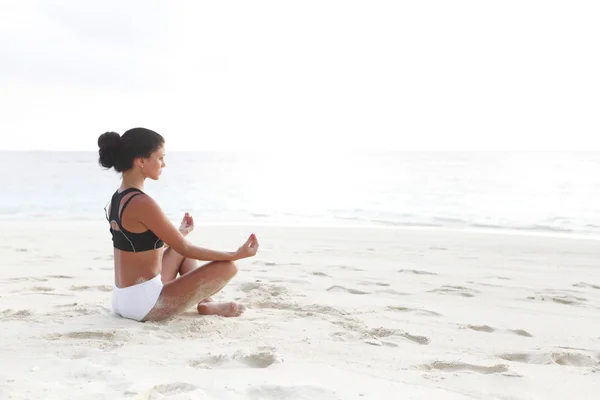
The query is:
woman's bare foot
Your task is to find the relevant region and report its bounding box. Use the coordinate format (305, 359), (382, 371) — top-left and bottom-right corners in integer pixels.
(200, 297), (214, 303)
(197, 301), (245, 317)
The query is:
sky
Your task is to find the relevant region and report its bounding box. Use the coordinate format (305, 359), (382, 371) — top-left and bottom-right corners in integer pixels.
(1, 0), (599, 151)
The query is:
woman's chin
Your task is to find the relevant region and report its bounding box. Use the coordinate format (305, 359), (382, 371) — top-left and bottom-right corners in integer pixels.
(150, 171), (163, 180)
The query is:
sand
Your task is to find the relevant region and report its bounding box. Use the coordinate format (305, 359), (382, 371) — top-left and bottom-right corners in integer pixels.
(0, 221), (599, 399)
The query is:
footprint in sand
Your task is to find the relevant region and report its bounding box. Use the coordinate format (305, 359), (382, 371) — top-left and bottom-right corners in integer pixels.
(190, 349), (281, 369)
(333, 319), (430, 346)
(465, 325), (533, 337)
(50, 303), (108, 318)
(253, 260), (300, 267)
(387, 306), (441, 317)
(1, 309), (34, 321)
(358, 281), (391, 287)
(544, 288), (584, 294)
(329, 265), (364, 272)
(150, 382), (198, 396)
(499, 351), (599, 367)
(46, 275), (74, 279)
(69, 285), (112, 292)
(270, 278), (311, 285)
(331, 331), (360, 342)
(398, 269), (437, 276)
(377, 289), (410, 296)
(467, 324), (496, 333)
(485, 276), (511, 281)
(29, 286), (55, 292)
(240, 282), (288, 296)
(54, 302), (79, 308)
(333, 331), (397, 348)
(367, 327), (430, 345)
(422, 361), (509, 374)
(187, 360), (213, 369)
(8, 276), (48, 282)
(249, 300), (347, 318)
(326, 285), (369, 295)
(60, 331), (117, 340)
(252, 260), (279, 266)
(46, 330), (124, 351)
(247, 385), (340, 400)
(20, 291), (73, 297)
(429, 285), (477, 298)
(573, 282), (600, 290)
(526, 295), (588, 306)
(362, 338), (399, 347)
(311, 271), (330, 277)
(468, 281), (502, 288)
(236, 351), (280, 368)
(508, 329), (533, 337)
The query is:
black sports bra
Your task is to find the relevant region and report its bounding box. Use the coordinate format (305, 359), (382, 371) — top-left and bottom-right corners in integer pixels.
(104, 188), (164, 252)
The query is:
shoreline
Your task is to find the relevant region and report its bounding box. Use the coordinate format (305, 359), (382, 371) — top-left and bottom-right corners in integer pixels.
(3, 217), (599, 242)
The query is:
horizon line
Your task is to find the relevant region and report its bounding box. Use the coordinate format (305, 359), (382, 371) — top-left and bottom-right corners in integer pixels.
(0, 149), (597, 153)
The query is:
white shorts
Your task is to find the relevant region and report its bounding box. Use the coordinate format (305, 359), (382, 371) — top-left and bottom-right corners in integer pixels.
(111, 274), (163, 322)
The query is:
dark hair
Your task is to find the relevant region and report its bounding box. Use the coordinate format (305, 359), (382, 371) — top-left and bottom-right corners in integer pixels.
(98, 127), (165, 172)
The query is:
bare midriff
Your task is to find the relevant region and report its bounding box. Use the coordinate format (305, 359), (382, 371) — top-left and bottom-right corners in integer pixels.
(113, 248), (163, 288)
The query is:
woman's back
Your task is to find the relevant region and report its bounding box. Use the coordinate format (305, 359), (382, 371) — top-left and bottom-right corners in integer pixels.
(105, 187), (163, 288)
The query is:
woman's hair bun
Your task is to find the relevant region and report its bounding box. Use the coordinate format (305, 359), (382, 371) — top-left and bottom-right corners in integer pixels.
(97, 131), (122, 169)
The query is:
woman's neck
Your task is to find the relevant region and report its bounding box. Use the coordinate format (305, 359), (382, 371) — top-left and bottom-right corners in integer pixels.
(121, 172), (145, 192)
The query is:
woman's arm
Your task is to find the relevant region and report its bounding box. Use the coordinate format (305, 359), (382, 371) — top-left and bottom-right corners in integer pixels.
(134, 195), (242, 261)
(162, 213), (192, 249)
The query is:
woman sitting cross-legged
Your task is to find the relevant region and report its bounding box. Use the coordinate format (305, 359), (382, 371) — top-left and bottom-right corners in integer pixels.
(98, 127), (259, 322)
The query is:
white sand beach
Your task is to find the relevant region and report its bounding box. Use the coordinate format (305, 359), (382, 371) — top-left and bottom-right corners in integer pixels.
(1, 221), (599, 399)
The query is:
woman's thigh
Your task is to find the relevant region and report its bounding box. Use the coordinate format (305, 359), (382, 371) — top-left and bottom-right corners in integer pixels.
(161, 247), (185, 283)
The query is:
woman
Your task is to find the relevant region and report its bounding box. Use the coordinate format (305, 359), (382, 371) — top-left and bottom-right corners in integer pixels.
(98, 127), (258, 322)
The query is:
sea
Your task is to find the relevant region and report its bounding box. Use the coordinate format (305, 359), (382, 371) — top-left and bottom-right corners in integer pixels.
(1, 151), (599, 239)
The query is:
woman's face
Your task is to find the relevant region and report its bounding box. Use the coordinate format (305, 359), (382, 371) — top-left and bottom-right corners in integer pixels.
(142, 146), (166, 180)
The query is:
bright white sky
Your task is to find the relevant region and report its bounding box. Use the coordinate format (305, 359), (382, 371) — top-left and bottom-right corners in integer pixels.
(1, 1), (598, 151)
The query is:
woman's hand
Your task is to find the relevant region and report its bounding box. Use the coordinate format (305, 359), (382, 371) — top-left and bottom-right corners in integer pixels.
(235, 233), (259, 260)
(179, 212), (194, 236)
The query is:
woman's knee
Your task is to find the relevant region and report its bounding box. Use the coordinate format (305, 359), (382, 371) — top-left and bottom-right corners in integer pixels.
(213, 260), (238, 279)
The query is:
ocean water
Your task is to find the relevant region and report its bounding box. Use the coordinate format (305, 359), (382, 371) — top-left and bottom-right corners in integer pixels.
(1, 151), (599, 238)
